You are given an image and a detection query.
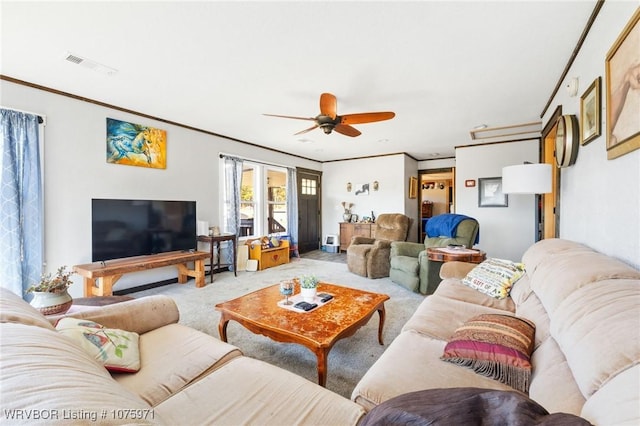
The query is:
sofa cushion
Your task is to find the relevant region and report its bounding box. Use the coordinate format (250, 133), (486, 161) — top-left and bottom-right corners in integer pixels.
(528, 338), (586, 416)
(434, 279), (515, 312)
(461, 258), (525, 299)
(1, 322), (159, 424)
(351, 331), (515, 412)
(155, 356), (365, 425)
(55, 317), (141, 373)
(54, 295), (180, 335)
(512, 288), (551, 353)
(529, 250), (640, 316)
(550, 279), (640, 399)
(521, 238), (588, 279)
(441, 314), (535, 393)
(111, 323), (242, 406)
(402, 294), (515, 340)
(580, 364), (640, 426)
(0, 287), (55, 330)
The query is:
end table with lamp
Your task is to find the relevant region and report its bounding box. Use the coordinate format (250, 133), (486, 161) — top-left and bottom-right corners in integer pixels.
(197, 234), (237, 282)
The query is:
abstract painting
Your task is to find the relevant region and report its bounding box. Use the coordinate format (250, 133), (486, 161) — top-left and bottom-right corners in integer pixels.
(106, 118), (167, 168)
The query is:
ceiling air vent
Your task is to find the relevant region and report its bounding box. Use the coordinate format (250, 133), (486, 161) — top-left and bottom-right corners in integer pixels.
(62, 51), (118, 76)
(64, 53), (84, 65)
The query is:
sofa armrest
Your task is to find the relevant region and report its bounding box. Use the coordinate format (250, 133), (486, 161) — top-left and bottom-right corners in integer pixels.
(352, 236), (375, 245)
(439, 261), (477, 279)
(48, 295), (179, 334)
(391, 241), (425, 258)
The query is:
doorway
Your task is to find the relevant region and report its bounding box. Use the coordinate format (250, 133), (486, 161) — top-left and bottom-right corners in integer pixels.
(296, 168), (322, 253)
(418, 168), (455, 241)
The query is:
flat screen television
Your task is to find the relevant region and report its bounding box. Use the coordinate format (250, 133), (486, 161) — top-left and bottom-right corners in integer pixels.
(92, 199), (196, 262)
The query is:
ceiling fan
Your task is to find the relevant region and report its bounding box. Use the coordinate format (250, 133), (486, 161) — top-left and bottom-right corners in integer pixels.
(264, 93), (395, 137)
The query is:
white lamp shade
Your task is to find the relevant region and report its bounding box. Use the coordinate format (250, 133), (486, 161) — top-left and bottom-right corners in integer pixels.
(502, 163), (552, 194)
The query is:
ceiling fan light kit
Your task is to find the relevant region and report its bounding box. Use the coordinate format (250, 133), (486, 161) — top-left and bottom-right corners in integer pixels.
(264, 93), (395, 137)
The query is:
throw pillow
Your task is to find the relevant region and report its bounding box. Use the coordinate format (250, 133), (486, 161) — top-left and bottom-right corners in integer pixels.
(55, 317), (140, 373)
(462, 258), (526, 299)
(441, 314), (535, 393)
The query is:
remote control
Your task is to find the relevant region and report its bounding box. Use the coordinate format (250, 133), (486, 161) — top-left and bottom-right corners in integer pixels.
(294, 301), (317, 311)
(317, 293), (333, 302)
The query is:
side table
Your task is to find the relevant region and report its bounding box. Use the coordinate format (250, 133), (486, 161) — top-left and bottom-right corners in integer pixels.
(197, 234), (237, 282)
(425, 247), (486, 295)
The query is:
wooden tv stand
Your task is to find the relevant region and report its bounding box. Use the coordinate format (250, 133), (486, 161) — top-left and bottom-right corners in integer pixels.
(74, 250), (210, 297)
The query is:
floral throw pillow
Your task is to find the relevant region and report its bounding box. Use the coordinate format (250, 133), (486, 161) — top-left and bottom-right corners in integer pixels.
(55, 317), (140, 373)
(461, 258), (526, 299)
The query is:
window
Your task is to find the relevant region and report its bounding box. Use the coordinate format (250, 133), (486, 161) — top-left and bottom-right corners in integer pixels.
(300, 177), (317, 195)
(237, 162), (287, 238)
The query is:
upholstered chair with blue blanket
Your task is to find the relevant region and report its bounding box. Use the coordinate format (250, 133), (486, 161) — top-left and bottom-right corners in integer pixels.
(389, 214), (479, 294)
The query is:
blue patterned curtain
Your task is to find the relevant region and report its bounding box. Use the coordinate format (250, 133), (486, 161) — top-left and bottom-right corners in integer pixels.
(222, 155), (243, 269)
(286, 167), (299, 258)
(0, 109), (43, 299)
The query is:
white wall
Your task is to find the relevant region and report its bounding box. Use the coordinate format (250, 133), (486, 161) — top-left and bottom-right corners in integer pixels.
(2, 81), (321, 296)
(542, 2), (639, 269)
(456, 140), (539, 260)
(321, 154), (419, 243)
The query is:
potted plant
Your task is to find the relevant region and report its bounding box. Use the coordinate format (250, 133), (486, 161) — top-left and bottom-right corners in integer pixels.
(299, 275), (319, 303)
(26, 266), (74, 315)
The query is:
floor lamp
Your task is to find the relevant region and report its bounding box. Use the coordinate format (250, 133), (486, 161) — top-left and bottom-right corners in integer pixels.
(502, 163), (552, 241)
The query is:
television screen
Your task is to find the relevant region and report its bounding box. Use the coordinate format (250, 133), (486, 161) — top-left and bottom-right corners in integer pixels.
(92, 199), (196, 262)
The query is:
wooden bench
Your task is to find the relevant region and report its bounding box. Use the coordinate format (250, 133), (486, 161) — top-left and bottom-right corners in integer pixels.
(74, 251), (210, 297)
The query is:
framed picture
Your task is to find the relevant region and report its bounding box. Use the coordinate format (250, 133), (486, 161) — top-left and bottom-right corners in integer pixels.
(106, 118), (167, 169)
(605, 8), (640, 160)
(408, 176), (418, 199)
(580, 77), (601, 145)
(478, 177), (508, 207)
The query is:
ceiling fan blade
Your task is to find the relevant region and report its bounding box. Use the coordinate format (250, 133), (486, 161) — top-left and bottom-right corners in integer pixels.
(263, 113), (315, 121)
(294, 124), (319, 135)
(340, 111), (395, 125)
(334, 124), (361, 137)
(320, 93), (337, 119)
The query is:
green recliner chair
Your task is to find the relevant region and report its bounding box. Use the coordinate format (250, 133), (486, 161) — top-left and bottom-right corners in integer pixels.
(389, 214), (479, 294)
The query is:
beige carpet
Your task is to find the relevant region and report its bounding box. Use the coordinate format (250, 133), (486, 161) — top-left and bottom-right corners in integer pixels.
(129, 257), (424, 398)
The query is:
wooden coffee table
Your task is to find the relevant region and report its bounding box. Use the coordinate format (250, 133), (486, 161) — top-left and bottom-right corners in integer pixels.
(215, 282), (389, 387)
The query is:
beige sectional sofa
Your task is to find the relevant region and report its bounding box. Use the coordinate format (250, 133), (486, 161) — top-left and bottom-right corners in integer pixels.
(0, 287), (365, 425)
(352, 238), (640, 425)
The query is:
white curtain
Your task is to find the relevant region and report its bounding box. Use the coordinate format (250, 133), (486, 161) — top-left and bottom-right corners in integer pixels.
(0, 109), (43, 298)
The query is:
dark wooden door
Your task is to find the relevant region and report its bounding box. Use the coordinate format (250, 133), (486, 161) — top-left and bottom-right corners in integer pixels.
(297, 169), (321, 253)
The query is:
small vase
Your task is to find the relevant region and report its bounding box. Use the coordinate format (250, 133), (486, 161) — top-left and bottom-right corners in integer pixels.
(30, 290), (73, 315)
(343, 212), (352, 222)
(301, 287), (317, 303)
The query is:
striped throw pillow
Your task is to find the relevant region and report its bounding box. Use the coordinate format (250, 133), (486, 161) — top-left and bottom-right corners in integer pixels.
(441, 314), (535, 393)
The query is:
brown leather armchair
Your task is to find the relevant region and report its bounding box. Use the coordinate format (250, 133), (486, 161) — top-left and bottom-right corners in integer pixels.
(347, 213), (411, 279)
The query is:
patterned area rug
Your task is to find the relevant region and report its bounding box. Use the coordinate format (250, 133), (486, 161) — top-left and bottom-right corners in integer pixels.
(129, 258), (423, 398)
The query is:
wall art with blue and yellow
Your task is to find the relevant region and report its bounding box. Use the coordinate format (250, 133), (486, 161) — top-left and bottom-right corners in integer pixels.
(106, 118), (167, 169)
